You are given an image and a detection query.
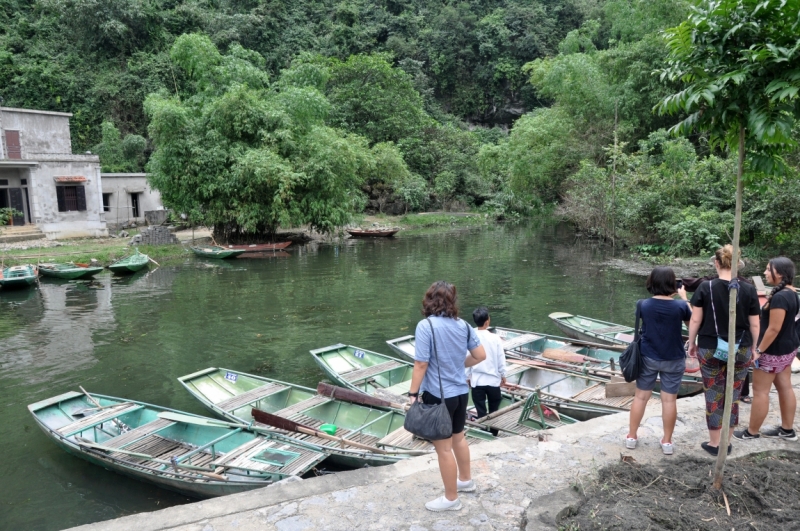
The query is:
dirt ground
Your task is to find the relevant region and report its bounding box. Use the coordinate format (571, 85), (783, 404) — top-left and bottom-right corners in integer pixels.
(561, 452), (800, 531)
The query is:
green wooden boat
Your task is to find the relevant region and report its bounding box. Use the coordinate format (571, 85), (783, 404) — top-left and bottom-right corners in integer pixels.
(108, 249), (150, 275)
(310, 344), (583, 431)
(28, 390), (327, 498)
(191, 246), (247, 259)
(549, 312), (689, 348)
(178, 368), (494, 468)
(0, 264), (38, 289)
(388, 327), (702, 399)
(39, 262), (104, 280)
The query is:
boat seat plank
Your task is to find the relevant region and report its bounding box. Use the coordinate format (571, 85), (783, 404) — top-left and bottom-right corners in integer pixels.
(57, 404), (143, 437)
(103, 419), (175, 449)
(590, 325), (633, 334)
(381, 380), (411, 397)
(501, 334), (542, 351)
(274, 395), (331, 417)
(343, 361), (404, 383)
(504, 363), (529, 377)
(211, 437), (265, 466)
(217, 383), (289, 411)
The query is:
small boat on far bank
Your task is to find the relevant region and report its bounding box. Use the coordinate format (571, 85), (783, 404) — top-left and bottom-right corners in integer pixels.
(229, 242), (292, 253)
(346, 228), (399, 238)
(549, 312), (635, 347)
(108, 249), (150, 275)
(39, 262), (104, 280)
(0, 264), (38, 289)
(190, 246), (247, 259)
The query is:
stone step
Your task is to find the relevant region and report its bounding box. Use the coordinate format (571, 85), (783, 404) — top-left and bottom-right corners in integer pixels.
(0, 225), (46, 243)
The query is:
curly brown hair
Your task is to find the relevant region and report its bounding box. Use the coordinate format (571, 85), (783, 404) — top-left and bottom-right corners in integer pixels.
(421, 281), (459, 318)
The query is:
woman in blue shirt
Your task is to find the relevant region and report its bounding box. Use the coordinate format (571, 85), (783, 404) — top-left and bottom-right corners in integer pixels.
(409, 281), (486, 512)
(626, 267), (691, 455)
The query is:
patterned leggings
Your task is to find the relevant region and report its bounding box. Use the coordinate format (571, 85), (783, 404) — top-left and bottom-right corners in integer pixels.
(698, 346), (751, 430)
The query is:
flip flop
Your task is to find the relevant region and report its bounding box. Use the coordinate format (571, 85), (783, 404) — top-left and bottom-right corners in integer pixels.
(741, 396), (752, 404)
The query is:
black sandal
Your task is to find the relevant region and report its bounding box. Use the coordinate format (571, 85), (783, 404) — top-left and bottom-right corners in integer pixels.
(741, 396), (752, 404)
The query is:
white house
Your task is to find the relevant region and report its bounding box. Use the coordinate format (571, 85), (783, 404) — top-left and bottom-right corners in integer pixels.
(100, 173), (164, 229)
(0, 106), (108, 239)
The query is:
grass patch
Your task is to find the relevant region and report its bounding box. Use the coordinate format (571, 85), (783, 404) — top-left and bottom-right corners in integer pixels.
(1, 241), (189, 267)
(398, 212), (488, 228)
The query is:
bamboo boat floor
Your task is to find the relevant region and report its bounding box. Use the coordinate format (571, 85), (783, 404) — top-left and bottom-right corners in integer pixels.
(479, 408), (570, 434)
(104, 419), (175, 449)
(110, 434), (213, 468)
(342, 360), (404, 383)
(212, 438), (324, 476)
(571, 384), (660, 409)
(218, 382), (289, 411)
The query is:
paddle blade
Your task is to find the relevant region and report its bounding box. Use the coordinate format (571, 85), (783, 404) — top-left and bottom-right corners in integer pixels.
(316, 382), (397, 409)
(251, 408), (309, 433)
(542, 348), (589, 364)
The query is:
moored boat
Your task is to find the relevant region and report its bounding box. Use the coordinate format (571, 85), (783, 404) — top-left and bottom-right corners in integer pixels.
(310, 343), (589, 428)
(0, 264), (38, 289)
(178, 368), (494, 468)
(346, 228), (399, 237)
(549, 312), (689, 347)
(28, 390), (327, 498)
(108, 249), (150, 275)
(190, 246), (247, 259)
(39, 262), (104, 280)
(229, 242), (292, 253)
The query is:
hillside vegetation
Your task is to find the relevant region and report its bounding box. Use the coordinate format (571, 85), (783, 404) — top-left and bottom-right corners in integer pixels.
(2, 0), (799, 253)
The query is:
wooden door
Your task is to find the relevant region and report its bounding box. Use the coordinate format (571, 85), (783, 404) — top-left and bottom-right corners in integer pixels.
(4, 131), (21, 159)
(9, 188), (25, 225)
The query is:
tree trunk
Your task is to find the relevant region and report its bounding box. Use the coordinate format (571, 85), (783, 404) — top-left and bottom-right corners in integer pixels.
(713, 124), (745, 489)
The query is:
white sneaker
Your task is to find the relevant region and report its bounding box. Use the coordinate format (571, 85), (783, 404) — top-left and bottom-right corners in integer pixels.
(661, 440), (674, 455)
(457, 479), (476, 492)
(425, 496), (462, 512)
(625, 437), (637, 449)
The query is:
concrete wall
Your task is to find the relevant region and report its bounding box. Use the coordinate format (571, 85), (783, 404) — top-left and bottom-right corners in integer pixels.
(101, 173), (164, 228)
(32, 155), (108, 239)
(0, 107), (73, 157)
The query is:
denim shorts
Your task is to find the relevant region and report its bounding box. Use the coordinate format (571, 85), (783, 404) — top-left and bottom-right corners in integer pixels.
(636, 356), (686, 395)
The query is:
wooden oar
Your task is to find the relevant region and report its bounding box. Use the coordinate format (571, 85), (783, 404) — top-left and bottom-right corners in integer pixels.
(251, 408), (414, 455)
(542, 348), (603, 364)
(75, 437), (228, 481)
(316, 382), (520, 436)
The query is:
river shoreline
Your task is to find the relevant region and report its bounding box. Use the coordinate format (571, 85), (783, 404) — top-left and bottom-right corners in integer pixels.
(0, 212), (490, 267)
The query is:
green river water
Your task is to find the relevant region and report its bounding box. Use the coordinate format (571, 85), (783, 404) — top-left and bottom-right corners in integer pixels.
(0, 222), (647, 530)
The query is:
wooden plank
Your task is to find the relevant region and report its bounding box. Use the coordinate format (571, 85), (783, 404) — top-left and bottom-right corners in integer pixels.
(501, 334), (542, 350)
(217, 382), (288, 411)
(103, 419), (174, 449)
(591, 325), (633, 334)
(57, 404), (142, 437)
(343, 361), (403, 383)
(274, 395), (330, 417)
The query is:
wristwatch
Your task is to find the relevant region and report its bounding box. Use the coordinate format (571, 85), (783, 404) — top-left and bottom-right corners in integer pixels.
(755, 347), (763, 355)
(408, 392), (419, 397)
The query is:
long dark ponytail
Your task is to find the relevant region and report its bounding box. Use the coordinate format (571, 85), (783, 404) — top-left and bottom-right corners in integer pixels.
(766, 257), (796, 306)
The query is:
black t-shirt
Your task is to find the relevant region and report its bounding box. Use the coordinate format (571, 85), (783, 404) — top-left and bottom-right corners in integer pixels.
(759, 289), (800, 355)
(640, 298), (692, 360)
(690, 279), (760, 349)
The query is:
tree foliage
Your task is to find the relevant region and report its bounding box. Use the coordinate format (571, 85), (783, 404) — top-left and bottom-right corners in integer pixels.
(145, 34), (399, 238)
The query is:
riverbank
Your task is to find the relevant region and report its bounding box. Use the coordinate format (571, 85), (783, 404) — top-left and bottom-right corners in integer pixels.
(0, 213), (490, 266)
(67, 376), (800, 531)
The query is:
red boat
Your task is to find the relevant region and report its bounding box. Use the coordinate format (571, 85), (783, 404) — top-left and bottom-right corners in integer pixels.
(227, 242), (292, 253)
(346, 229), (399, 238)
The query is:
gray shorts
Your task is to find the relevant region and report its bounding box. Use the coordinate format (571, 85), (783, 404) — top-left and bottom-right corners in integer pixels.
(636, 356), (686, 395)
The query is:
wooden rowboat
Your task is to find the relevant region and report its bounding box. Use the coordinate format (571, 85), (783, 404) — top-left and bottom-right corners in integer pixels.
(228, 242), (292, 253)
(178, 368), (494, 468)
(346, 229), (399, 237)
(28, 390), (327, 498)
(310, 343), (584, 430)
(108, 249), (150, 275)
(0, 264), (38, 289)
(190, 246), (247, 259)
(39, 262), (104, 280)
(549, 312), (689, 347)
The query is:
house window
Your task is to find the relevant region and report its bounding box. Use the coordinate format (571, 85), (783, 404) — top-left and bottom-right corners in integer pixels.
(0, 179), (8, 185)
(56, 185), (87, 212)
(4, 130), (21, 159)
(130, 192), (140, 218)
(21, 179), (27, 185)
(102, 193), (112, 212)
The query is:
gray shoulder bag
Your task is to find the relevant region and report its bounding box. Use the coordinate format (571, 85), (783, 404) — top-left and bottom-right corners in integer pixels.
(403, 318), (454, 441)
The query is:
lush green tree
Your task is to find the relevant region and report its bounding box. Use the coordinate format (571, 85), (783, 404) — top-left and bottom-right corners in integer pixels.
(656, 0), (800, 487)
(145, 34), (383, 239)
(93, 121), (146, 172)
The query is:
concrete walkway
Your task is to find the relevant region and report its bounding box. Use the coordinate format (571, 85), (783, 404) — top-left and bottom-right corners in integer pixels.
(68, 377), (800, 531)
